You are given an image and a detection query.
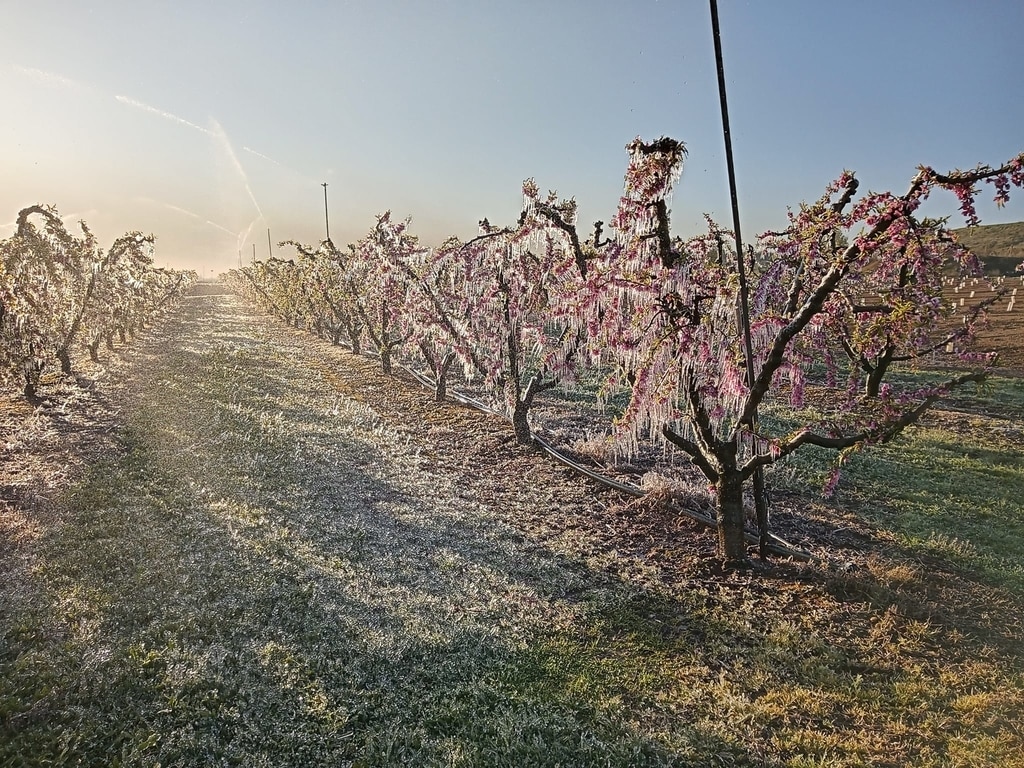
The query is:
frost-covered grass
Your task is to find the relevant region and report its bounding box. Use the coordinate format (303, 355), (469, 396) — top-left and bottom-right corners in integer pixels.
(2, 290), (1023, 767)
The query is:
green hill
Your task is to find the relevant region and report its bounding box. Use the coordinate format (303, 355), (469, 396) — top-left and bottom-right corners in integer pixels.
(951, 221), (1024, 274)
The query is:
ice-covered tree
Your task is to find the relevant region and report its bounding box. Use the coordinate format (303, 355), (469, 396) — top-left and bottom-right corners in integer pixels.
(576, 138), (1024, 564)
(432, 182), (586, 442)
(0, 203), (188, 399)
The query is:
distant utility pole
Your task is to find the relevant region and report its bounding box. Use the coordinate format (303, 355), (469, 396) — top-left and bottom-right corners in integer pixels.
(322, 182), (331, 243)
(252, 243), (256, 264)
(267, 228), (273, 259)
(238, 249), (242, 268)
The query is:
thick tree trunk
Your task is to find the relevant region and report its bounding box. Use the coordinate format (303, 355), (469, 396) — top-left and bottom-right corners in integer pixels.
(23, 361), (41, 402)
(88, 340), (100, 362)
(380, 347), (392, 375)
(864, 348), (894, 398)
(865, 364), (886, 398)
(435, 352), (454, 402)
(715, 472), (749, 566)
(57, 347), (73, 376)
(512, 399), (532, 444)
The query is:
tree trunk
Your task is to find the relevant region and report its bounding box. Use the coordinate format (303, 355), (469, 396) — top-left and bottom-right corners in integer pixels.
(865, 364), (886, 398)
(511, 373), (555, 445)
(864, 348), (894, 398)
(715, 472), (749, 566)
(88, 340), (100, 362)
(23, 361), (41, 402)
(380, 347), (392, 374)
(435, 352), (454, 402)
(106, 333), (116, 351)
(57, 347), (73, 376)
(512, 399), (532, 444)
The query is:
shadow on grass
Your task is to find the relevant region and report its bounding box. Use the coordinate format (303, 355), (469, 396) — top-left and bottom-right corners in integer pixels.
(767, 424), (1024, 658)
(0, 298), (751, 767)
(5, 290), (1023, 768)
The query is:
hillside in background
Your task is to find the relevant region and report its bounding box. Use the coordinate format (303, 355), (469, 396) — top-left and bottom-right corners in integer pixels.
(952, 220), (1024, 274)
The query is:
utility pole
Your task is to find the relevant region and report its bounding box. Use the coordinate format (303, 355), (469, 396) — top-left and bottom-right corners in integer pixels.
(709, 0), (770, 558)
(322, 182), (331, 243)
(252, 243), (256, 264)
(267, 228), (273, 259)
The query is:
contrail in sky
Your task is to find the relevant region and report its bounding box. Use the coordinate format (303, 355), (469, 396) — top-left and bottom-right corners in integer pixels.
(157, 201), (203, 220)
(20, 68), (283, 190)
(211, 120), (265, 222)
(141, 198), (237, 237)
(243, 146), (283, 166)
(244, 145), (320, 186)
(206, 219), (237, 237)
(14, 65), (86, 91)
(18, 67), (271, 235)
(114, 95), (213, 136)
(236, 216), (262, 257)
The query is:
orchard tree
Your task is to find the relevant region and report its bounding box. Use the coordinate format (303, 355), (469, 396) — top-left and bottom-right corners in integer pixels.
(82, 230), (158, 360)
(0, 205), (155, 394)
(278, 239), (365, 350)
(142, 268), (197, 324)
(438, 181), (587, 443)
(759, 183), (1007, 399)
(349, 212), (423, 374)
(577, 138), (1024, 565)
(0, 211), (53, 398)
(395, 237), (466, 401)
(4, 205), (110, 377)
(239, 258), (309, 328)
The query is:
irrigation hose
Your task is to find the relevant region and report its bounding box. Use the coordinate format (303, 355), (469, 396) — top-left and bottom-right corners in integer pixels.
(232, 292), (817, 565)
(402, 366), (815, 563)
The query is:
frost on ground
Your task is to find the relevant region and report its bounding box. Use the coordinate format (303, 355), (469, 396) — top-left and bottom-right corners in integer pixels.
(3, 285), (1022, 768)
(0, 286), (715, 766)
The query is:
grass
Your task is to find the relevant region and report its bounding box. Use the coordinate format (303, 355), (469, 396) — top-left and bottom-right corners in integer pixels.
(2, 291), (1024, 766)
(766, 374), (1024, 593)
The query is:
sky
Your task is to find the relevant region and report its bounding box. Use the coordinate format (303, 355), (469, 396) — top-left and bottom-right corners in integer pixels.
(1, 0), (1023, 275)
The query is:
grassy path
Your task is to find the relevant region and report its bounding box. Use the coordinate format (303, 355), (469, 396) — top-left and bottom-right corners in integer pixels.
(0, 288), (720, 766)
(2, 286), (1023, 767)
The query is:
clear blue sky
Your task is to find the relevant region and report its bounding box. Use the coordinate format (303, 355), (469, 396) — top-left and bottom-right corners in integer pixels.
(2, 0), (1022, 273)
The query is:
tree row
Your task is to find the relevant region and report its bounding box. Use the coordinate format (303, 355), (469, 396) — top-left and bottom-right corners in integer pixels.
(226, 138), (1024, 564)
(0, 204), (197, 400)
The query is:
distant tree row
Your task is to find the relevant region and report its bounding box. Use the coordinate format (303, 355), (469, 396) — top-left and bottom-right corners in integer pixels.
(0, 204), (196, 400)
(226, 140), (1024, 564)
